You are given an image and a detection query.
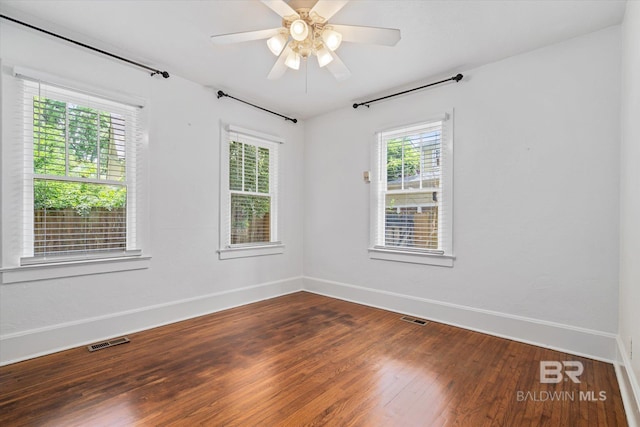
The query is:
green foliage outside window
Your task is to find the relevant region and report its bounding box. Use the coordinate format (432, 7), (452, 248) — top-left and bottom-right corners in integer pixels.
(229, 140), (271, 242)
(33, 97), (127, 216)
(386, 138), (420, 182)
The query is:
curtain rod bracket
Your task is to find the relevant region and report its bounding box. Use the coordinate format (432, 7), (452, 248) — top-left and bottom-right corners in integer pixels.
(353, 73), (463, 109)
(151, 70), (171, 79)
(217, 90), (298, 124)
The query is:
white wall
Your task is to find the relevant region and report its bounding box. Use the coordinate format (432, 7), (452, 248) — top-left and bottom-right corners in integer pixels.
(619, 0), (640, 422)
(303, 26), (621, 356)
(0, 9), (628, 371)
(0, 23), (305, 363)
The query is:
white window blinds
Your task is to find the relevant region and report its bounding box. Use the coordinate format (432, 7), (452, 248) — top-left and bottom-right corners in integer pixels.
(371, 115), (453, 257)
(19, 79), (143, 263)
(221, 126), (280, 250)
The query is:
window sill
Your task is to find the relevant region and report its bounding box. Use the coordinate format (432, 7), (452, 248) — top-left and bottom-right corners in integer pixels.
(218, 244), (285, 260)
(0, 255), (151, 284)
(368, 247), (454, 267)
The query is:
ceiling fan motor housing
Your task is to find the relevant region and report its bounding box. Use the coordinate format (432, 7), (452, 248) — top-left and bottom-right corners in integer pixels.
(283, 8), (329, 58)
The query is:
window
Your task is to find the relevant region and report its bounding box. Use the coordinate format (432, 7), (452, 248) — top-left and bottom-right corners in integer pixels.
(219, 126), (283, 259)
(370, 114), (453, 266)
(19, 79), (143, 264)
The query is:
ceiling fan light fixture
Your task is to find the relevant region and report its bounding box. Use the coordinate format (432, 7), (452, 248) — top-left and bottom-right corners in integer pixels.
(267, 31), (288, 56)
(316, 45), (334, 68)
(290, 19), (309, 41)
(284, 50), (301, 70)
(322, 28), (342, 51)
(210, 0), (400, 82)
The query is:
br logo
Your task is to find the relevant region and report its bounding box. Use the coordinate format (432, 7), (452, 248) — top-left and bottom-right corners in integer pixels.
(539, 361), (584, 383)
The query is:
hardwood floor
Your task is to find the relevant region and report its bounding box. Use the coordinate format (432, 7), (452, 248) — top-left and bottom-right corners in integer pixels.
(0, 292), (628, 426)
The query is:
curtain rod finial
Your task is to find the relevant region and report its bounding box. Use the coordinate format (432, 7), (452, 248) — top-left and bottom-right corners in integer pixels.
(151, 70), (170, 78)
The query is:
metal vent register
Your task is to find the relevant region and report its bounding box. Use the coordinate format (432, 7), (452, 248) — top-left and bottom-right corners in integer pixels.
(400, 316), (429, 326)
(88, 337), (130, 352)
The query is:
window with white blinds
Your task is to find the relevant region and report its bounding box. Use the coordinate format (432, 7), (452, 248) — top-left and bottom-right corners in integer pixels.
(19, 79), (143, 263)
(219, 126), (282, 259)
(370, 114), (453, 265)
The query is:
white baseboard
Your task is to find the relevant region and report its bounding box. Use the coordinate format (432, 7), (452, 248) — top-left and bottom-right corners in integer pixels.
(303, 276), (617, 363)
(615, 336), (640, 427)
(0, 276), (304, 366)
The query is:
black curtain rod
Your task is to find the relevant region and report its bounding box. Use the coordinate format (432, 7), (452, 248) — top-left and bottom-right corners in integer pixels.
(0, 14), (170, 78)
(217, 90), (298, 124)
(353, 74), (463, 109)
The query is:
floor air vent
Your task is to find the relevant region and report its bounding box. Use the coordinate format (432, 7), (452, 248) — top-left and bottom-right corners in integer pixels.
(88, 337), (130, 352)
(400, 316), (428, 326)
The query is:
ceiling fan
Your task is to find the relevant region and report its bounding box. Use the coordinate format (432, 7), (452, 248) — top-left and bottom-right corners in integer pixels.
(210, 0), (401, 81)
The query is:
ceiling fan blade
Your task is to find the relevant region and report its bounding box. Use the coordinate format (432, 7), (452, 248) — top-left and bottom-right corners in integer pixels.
(326, 50), (351, 82)
(261, 0), (299, 19)
(211, 28), (282, 45)
(267, 45), (292, 80)
(330, 24), (401, 46)
(310, 0), (348, 21)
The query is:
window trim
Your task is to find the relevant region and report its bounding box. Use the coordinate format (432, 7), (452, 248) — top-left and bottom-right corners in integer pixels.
(369, 112), (454, 267)
(0, 65), (150, 281)
(13, 66), (146, 108)
(20, 79), (140, 264)
(217, 243), (285, 260)
(218, 124), (284, 260)
(0, 256), (151, 284)
(368, 247), (455, 267)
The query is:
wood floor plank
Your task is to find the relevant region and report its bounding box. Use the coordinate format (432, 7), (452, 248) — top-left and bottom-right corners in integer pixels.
(0, 292), (628, 426)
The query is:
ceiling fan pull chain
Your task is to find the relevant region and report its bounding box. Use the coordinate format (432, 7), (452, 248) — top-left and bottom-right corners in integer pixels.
(304, 58), (309, 95)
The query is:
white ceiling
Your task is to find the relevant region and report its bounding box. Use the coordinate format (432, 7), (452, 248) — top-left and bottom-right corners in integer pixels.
(0, 0), (627, 120)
